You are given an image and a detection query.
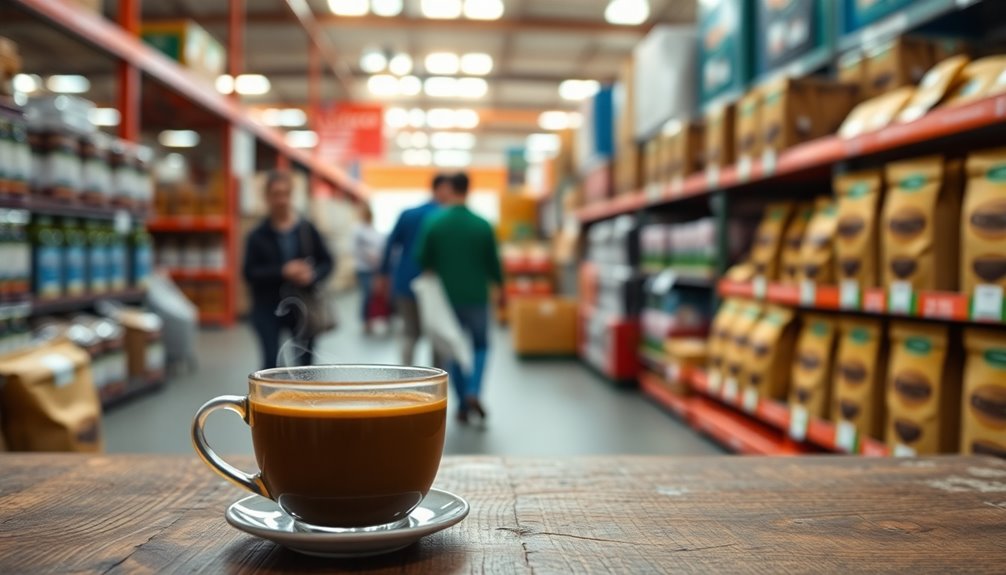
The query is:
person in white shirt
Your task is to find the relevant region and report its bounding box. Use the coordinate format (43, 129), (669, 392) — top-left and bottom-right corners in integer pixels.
(352, 204), (385, 334)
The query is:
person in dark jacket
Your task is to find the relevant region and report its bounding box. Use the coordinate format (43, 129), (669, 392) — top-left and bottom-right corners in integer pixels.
(243, 171), (334, 369)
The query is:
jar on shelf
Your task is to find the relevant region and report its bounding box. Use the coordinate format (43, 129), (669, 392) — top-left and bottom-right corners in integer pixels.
(203, 236), (225, 271)
(182, 237), (202, 271)
(106, 222), (127, 292)
(62, 217), (86, 297)
(8, 116), (31, 198)
(157, 236), (180, 269)
(8, 210), (30, 300)
(85, 219), (108, 295)
(131, 226), (152, 289)
(109, 140), (134, 209)
(80, 132), (111, 206)
(134, 145), (154, 212)
(31, 215), (63, 300)
(41, 127), (80, 202)
(26, 96), (85, 202)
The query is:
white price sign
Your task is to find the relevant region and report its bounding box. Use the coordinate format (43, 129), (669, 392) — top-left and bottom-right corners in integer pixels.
(894, 443), (917, 458)
(972, 284), (1004, 322)
(753, 276), (768, 300)
(742, 387), (759, 413)
(835, 421), (859, 453)
(840, 280), (860, 310)
(706, 166), (720, 189)
(799, 280), (816, 306)
(789, 405), (809, 442)
(889, 281), (914, 314)
(707, 370), (723, 394)
(762, 149), (778, 176)
(737, 155), (753, 182)
(723, 377), (739, 404)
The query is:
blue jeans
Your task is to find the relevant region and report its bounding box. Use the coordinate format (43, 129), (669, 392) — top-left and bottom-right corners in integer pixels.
(357, 271), (374, 322)
(448, 304), (489, 413)
(250, 304), (314, 370)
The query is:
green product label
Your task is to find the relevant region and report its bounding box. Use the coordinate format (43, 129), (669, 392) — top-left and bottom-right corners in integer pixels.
(986, 165), (1006, 183)
(142, 33), (183, 62)
(984, 350), (1006, 370)
(744, 308), (760, 319)
(899, 174), (928, 191)
(811, 322), (829, 337)
(764, 91), (782, 106)
(960, 79), (982, 97)
(741, 101), (757, 116)
(823, 204), (838, 217)
(850, 327), (872, 344)
(905, 337), (932, 356)
(848, 182), (871, 198)
(766, 312), (785, 326)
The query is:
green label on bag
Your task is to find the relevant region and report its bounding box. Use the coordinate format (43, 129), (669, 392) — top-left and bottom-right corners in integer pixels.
(851, 327), (872, 344)
(899, 174), (927, 191)
(905, 337), (932, 356)
(812, 322), (829, 337)
(987, 165), (1006, 183)
(984, 350), (1006, 370)
(848, 182), (871, 198)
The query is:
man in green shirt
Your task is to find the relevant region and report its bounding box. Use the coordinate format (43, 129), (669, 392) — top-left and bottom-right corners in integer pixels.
(416, 172), (503, 424)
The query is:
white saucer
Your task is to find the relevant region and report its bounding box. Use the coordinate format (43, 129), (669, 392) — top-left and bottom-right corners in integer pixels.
(225, 489), (470, 558)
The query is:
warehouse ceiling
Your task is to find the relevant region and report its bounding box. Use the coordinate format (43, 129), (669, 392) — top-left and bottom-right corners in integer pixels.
(1, 0), (697, 166)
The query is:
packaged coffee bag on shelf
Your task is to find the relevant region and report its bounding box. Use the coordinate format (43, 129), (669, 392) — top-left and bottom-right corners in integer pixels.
(790, 313), (838, 420)
(722, 302), (764, 402)
(862, 37), (936, 99)
(707, 299), (741, 388)
(744, 305), (797, 403)
(962, 149), (1006, 300)
(704, 103), (736, 174)
(0, 339), (103, 452)
(882, 157), (963, 296)
(898, 55), (971, 123)
(780, 203), (814, 285)
(799, 196), (839, 285)
(750, 202), (795, 281)
(885, 322), (962, 456)
(831, 318), (888, 451)
(760, 77), (858, 155)
(735, 89), (762, 164)
(961, 328), (1006, 457)
(839, 87), (915, 139)
(834, 170), (884, 291)
(944, 56), (1006, 107)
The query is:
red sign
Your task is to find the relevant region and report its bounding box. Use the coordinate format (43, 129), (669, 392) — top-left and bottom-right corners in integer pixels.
(317, 103), (384, 166)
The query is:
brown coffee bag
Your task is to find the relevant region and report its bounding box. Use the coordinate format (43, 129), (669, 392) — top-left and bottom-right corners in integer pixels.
(799, 196), (839, 284)
(790, 313), (838, 420)
(744, 305), (797, 402)
(707, 299), (742, 383)
(961, 149), (1006, 296)
(832, 318), (888, 448)
(834, 170), (884, 289)
(664, 120), (705, 184)
(944, 56), (1006, 107)
(760, 77), (858, 155)
(882, 157), (963, 293)
(961, 328), (1006, 457)
(862, 37), (936, 99)
(780, 203), (814, 285)
(704, 103), (736, 172)
(722, 302), (764, 399)
(750, 202), (795, 281)
(0, 339), (103, 452)
(839, 87), (916, 139)
(898, 55), (971, 123)
(735, 89), (762, 162)
(885, 322), (961, 455)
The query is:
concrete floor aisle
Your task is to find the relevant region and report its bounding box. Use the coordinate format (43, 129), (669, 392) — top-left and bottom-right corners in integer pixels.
(104, 295), (723, 456)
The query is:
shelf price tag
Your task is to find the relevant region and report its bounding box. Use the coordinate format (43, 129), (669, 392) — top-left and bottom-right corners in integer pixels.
(972, 284), (1005, 322)
(707, 370), (723, 394)
(665, 362), (681, 384)
(706, 166), (720, 189)
(888, 281), (914, 315)
(737, 155), (753, 182)
(762, 149), (778, 177)
(789, 405), (809, 442)
(835, 421), (859, 453)
(722, 377), (739, 404)
(646, 182), (662, 201)
(839, 280), (861, 310)
(799, 280), (816, 306)
(753, 276), (768, 300)
(742, 387), (759, 414)
(893, 443), (917, 458)
(671, 175), (684, 196)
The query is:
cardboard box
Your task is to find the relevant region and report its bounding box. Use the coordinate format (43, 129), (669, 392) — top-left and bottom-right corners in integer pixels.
(699, 0), (754, 105)
(862, 36), (936, 99)
(512, 298), (578, 356)
(841, 0), (917, 35)
(664, 121), (705, 182)
(633, 25), (699, 140)
(756, 0), (829, 75)
(117, 308), (165, 382)
(760, 76), (858, 155)
(735, 88), (763, 162)
(142, 20), (227, 82)
(838, 51), (865, 91)
(615, 140), (643, 195)
(576, 87), (615, 174)
(705, 103), (736, 172)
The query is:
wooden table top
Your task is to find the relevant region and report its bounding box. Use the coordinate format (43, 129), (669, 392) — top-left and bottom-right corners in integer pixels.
(2, 454), (1006, 573)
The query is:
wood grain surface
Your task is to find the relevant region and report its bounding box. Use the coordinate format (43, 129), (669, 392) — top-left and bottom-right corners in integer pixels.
(2, 455), (1006, 573)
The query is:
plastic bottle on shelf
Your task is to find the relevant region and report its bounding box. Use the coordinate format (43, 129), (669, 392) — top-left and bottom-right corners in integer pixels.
(62, 218), (86, 297)
(31, 215), (63, 300)
(131, 226), (152, 289)
(109, 140), (133, 209)
(85, 219), (108, 295)
(107, 222), (127, 292)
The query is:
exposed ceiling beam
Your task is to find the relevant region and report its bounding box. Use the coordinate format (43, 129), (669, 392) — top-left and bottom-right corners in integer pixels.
(143, 11), (658, 35)
(279, 0), (353, 95)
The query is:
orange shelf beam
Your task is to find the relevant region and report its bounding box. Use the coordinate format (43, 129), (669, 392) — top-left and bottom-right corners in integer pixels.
(166, 270), (230, 282)
(147, 216), (231, 233)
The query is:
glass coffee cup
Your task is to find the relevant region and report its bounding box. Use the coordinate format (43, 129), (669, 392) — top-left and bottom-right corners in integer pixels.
(192, 365), (448, 530)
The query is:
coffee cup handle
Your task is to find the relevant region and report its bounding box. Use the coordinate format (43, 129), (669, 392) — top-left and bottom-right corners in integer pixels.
(191, 395), (269, 497)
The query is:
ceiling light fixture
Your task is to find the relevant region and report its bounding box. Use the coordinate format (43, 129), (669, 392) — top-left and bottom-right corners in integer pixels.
(360, 48), (388, 73)
(399, 75), (422, 96)
(558, 79), (600, 101)
(411, 132), (430, 148)
(408, 108), (427, 128)
(371, 0), (403, 16)
(385, 107), (410, 129)
(526, 133), (561, 153)
(604, 0), (650, 25)
(463, 0), (503, 20)
(234, 74), (271, 95)
(434, 149), (471, 167)
(460, 53), (493, 75)
(425, 52), (460, 75)
(158, 130), (200, 148)
(261, 108), (308, 127)
(431, 131), (476, 150)
(538, 110), (574, 131)
(396, 132), (413, 148)
(216, 74), (235, 94)
(46, 75), (91, 94)
(12, 74), (40, 94)
(454, 108), (480, 129)
(456, 77), (488, 99)
(403, 148), (433, 166)
(389, 53), (413, 76)
(424, 76), (458, 98)
(328, 0), (368, 16)
(89, 108), (121, 127)
(368, 74), (401, 97)
(286, 130), (319, 148)
(426, 108), (457, 129)
(421, 0), (462, 19)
